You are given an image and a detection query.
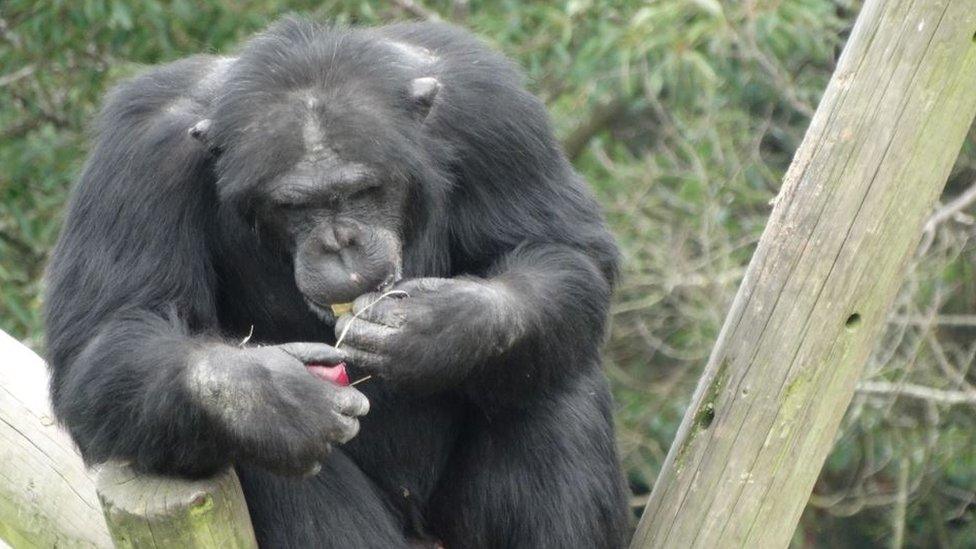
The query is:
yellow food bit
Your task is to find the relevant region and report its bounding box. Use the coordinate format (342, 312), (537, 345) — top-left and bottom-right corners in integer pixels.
(330, 302), (353, 316)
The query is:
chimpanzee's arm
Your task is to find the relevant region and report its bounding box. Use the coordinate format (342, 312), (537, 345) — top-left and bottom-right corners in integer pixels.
(46, 58), (366, 477)
(336, 240), (611, 399)
(336, 163), (619, 408)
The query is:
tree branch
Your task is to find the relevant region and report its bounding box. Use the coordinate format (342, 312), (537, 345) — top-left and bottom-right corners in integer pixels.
(856, 380), (976, 407)
(925, 179), (976, 231)
(0, 64), (35, 88)
(562, 98), (629, 162)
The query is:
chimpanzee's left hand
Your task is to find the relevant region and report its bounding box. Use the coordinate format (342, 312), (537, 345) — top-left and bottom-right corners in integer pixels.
(334, 277), (521, 391)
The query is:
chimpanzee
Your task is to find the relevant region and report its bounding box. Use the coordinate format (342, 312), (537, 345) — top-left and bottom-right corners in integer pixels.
(45, 17), (628, 548)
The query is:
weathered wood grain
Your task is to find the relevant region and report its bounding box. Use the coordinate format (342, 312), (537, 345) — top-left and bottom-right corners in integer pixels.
(631, 0), (976, 547)
(0, 330), (110, 548)
(0, 329), (256, 548)
(96, 463), (257, 548)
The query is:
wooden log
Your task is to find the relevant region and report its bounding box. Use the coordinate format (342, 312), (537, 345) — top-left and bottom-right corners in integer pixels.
(0, 330), (110, 548)
(0, 329), (257, 548)
(96, 463), (257, 548)
(631, 1), (976, 547)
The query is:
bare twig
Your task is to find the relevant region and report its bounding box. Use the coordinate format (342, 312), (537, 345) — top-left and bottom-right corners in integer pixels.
(926, 332), (976, 393)
(350, 375), (372, 386)
(0, 227), (42, 261)
(924, 180), (976, 231)
(239, 325), (254, 347)
(334, 290), (410, 348)
(562, 98), (630, 162)
(890, 458), (909, 549)
(730, 20), (815, 118)
(887, 314), (976, 327)
(0, 64), (35, 87)
(918, 180), (976, 253)
(856, 380), (976, 407)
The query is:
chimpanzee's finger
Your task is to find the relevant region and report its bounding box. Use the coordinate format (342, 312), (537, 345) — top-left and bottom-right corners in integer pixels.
(277, 342), (346, 365)
(350, 292), (407, 327)
(336, 315), (398, 351)
(330, 385), (370, 417)
(341, 347), (388, 375)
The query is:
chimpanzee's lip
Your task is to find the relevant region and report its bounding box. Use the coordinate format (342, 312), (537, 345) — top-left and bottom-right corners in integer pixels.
(303, 297), (336, 324)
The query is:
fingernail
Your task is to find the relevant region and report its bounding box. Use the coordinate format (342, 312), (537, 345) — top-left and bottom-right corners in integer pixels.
(338, 419), (360, 443)
(341, 392), (369, 415)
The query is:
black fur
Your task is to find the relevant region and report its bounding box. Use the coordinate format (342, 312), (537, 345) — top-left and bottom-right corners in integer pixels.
(45, 18), (627, 548)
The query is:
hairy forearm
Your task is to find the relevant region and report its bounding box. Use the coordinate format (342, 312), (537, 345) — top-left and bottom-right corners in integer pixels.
(53, 312), (369, 477)
(470, 243), (612, 397)
(51, 313), (232, 477)
(334, 243), (612, 404)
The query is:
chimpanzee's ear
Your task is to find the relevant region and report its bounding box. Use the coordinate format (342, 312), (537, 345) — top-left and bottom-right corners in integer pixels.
(409, 77), (440, 120)
(188, 119), (221, 156)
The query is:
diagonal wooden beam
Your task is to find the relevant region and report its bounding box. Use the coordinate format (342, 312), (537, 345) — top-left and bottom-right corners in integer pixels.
(631, 1), (976, 547)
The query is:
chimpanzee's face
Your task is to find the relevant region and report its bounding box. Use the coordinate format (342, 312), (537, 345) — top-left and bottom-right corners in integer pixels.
(260, 152), (406, 313)
(203, 49), (441, 317)
(250, 91), (415, 315)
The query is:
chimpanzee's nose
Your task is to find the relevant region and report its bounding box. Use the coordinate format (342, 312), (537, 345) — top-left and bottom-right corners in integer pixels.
(316, 223), (357, 254)
(335, 224), (357, 248)
(316, 226), (340, 254)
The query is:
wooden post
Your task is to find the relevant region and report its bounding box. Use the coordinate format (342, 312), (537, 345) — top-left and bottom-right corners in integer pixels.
(0, 330), (257, 548)
(0, 330), (110, 547)
(96, 463), (257, 548)
(631, 1), (976, 547)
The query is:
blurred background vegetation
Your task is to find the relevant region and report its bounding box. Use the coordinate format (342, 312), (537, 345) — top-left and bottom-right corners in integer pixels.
(1, 0), (974, 546)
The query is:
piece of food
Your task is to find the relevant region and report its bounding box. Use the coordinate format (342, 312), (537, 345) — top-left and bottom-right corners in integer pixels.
(306, 362), (350, 386)
(330, 302), (353, 316)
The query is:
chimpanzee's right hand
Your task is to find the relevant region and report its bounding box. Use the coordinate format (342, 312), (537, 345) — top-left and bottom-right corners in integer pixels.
(187, 342), (368, 476)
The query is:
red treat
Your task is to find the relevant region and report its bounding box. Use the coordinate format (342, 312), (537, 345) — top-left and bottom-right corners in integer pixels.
(306, 362), (350, 386)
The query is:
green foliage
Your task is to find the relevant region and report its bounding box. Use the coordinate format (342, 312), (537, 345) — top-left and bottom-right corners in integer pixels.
(1, 1), (973, 546)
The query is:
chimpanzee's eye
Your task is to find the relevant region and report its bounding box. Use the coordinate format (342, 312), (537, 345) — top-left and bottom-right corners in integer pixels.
(348, 184), (382, 202)
(275, 200), (306, 213)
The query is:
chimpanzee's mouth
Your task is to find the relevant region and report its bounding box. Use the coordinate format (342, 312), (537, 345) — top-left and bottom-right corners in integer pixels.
(303, 296), (336, 324)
